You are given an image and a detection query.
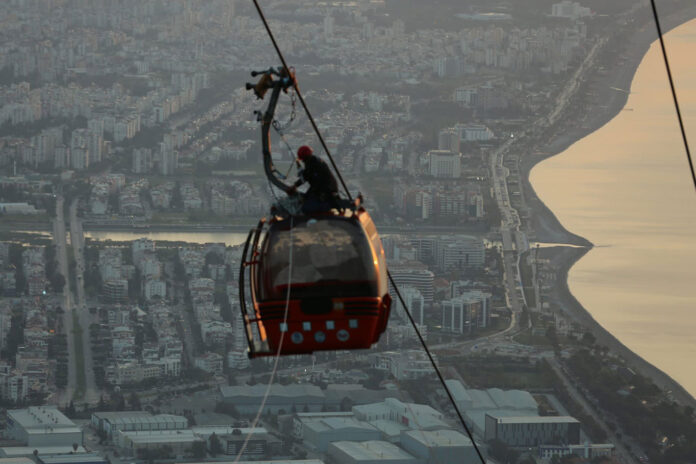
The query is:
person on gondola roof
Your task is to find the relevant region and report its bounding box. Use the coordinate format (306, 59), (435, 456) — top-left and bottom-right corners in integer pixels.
(288, 145), (340, 214)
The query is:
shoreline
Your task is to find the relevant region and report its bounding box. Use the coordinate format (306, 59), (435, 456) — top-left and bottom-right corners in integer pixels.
(522, 6), (696, 408)
(0, 221), (488, 236)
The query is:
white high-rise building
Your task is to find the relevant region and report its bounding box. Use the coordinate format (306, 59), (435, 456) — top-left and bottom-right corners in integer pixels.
(70, 147), (89, 170)
(132, 148), (152, 174)
(441, 290), (491, 334)
(434, 236), (485, 272)
(393, 286), (425, 325)
(388, 267), (435, 303)
(87, 131), (103, 164)
(158, 142), (178, 176)
(428, 150), (461, 178)
(438, 128), (460, 154)
(54, 146), (70, 169)
(455, 123), (494, 141)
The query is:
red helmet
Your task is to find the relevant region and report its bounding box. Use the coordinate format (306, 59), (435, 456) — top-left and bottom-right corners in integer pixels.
(297, 145), (313, 161)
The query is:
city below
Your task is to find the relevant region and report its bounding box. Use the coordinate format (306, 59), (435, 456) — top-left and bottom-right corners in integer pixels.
(0, 1), (694, 464)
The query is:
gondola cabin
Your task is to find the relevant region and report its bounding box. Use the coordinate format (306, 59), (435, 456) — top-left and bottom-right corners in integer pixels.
(239, 208), (391, 358)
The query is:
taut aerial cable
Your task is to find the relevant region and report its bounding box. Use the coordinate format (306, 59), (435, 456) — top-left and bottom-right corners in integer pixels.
(247, 1), (488, 462)
(649, 0), (695, 192)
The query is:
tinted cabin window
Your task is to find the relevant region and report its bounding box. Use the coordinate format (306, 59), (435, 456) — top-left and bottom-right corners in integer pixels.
(261, 219), (377, 300)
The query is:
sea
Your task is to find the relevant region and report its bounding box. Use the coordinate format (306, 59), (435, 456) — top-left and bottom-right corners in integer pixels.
(530, 19), (696, 397)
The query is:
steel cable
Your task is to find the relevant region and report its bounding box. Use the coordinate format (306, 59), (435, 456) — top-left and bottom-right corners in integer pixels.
(388, 271), (487, 464)
(248, 2), (487, 462)
(649, 0), (695, 192)
(250, 0), (353, 201)
(233, 217), (294, 463)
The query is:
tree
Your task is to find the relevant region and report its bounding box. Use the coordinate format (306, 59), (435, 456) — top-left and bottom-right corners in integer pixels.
(340, 397), (354, 412)
(129, 392), (142, 411)
(97, 395), (106, 411)
(113, 393), (126, 411)
(582, 331), (596, 346)
(209, 432), (223, 457)
(191, 441), (207, 459)
(157, 445), (173, 459)
(4, 312), (24, 359)
(66, 401), (76, 417)
(487, 439), (519, 464)
(50, 273), (66, 293)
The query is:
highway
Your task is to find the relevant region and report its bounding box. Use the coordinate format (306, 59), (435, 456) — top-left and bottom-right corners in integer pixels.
(53, 196), (77, 404)
(486, 34), (610, 328)
(488, 137), (528, 324)
(69, 199), (100, 404)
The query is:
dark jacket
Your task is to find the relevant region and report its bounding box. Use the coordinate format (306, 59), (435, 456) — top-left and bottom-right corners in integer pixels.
(295, 155), (338, 198)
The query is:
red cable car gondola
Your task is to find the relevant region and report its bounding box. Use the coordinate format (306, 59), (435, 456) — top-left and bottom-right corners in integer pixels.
(239, 67), (391, 358)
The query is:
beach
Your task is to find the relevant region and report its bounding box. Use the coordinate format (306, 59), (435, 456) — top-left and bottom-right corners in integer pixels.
(521, 5), (696, 408)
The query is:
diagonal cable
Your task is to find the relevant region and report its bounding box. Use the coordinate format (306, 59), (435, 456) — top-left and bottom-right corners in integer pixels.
(250, 0), (353, 201)
(389, 271), (486, 464)
(649, 0), (695, 192)
(249, 2), (485, 461)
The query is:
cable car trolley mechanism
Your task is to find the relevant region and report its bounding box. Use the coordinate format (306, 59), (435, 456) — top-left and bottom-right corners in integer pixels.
(239, 66), (392, 358)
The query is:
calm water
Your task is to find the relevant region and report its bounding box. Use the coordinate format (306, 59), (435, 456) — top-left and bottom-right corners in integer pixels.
(531, 20), (696, 396)
(84, 231), (248, 247)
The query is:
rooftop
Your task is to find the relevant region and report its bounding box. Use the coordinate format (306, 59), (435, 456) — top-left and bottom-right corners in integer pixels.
(119, 430), (201, 444)
(37, 454), (107, 464)
(330, 441), (417, 461)
(369, 419), (409, 439)
(0, 458), (34, 464)
(0, 447), (87, 458)
(445, 381), (539, 412)
(488, 415), (580, 424)
(93, 412), (186, 427)
(220, 384), (324, 399)
(190, 426), (266, 437)
(302, 417), (377, 434)
(401, 429), (473, 447)
(8, 407), (76, 430)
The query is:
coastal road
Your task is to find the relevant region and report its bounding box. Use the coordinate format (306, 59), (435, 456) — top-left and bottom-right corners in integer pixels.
(53, 195), (77, 404)
(487, 33), (613, 326)
(68, 199), (100, 404)
(488, 138), (527, 320)
(546, 39), (606, 126)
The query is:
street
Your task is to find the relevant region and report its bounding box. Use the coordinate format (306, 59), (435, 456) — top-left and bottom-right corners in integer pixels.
(53, 195), (77, 405)
(69, 198), (100, 404)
